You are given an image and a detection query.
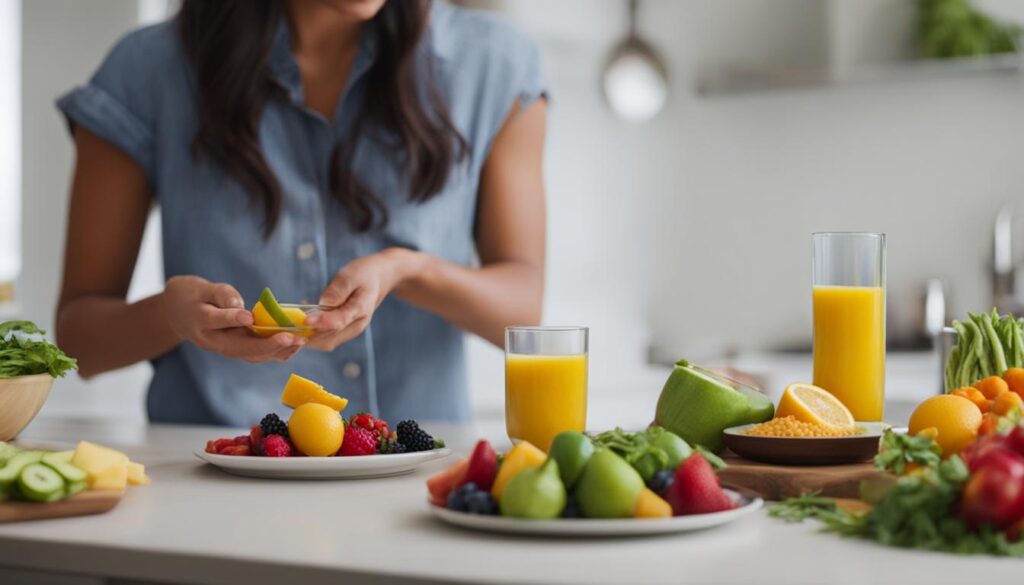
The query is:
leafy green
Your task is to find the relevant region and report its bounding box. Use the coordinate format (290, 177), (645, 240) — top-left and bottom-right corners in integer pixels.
(590, 426), (720, 480)
(0, 321), (77, 378)
(918, 0), (1021, 59)
(770, 456), (1024, 556)
(874, 429), (942, 475)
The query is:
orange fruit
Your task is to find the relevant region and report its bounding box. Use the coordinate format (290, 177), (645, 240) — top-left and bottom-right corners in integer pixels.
(973, 376), (1009, 400)
(775, 383), (855, 430)
(908, 395), (982, 457)
(950, 387), (990, 413)
(1004, 368), (1024, 399)
(979, 412), (1000, 437)
(287, 403), (345, 456)
(993, 391), (1023, 417)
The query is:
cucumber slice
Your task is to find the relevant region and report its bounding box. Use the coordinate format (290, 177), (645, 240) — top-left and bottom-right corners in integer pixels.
(0, 442), (21, 465)
(66, 481), (88, 497)
(0, 451), (45, 492)
(41, 450), (74, 466)
(17, 463), (66, 502)
(258, 288), (295, 327)
(43, 460), (87, 484)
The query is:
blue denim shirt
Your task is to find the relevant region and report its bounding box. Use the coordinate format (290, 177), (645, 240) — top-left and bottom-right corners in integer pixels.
(57, 4), (545, 426)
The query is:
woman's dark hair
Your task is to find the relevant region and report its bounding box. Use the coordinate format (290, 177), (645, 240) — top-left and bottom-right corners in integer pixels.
(178, 0), (466, 235)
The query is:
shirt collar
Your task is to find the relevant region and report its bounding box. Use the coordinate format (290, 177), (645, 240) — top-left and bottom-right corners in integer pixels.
(266, 16), (380, 106)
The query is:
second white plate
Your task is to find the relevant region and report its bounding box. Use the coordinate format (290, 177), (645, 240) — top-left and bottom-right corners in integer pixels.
(429, 489), (762, 536)
(195, 448), (451, 480)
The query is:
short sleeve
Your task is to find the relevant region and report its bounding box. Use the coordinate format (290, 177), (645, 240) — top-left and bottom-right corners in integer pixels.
(56, 27), (162, 183)
(511, 35), (546, 110)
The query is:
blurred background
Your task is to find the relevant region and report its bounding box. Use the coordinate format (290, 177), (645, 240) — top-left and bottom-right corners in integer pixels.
(3, 0), (1024, 424)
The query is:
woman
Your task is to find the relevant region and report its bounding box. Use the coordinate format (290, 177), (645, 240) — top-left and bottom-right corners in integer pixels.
(55, 0), (546, 426)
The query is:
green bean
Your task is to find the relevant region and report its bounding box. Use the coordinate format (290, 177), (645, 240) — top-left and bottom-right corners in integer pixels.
(964, 317), (990, 378)
(982, 312), (1008, 374)
(945, 345), (960, 392)
(1015, 318), (1024, 369)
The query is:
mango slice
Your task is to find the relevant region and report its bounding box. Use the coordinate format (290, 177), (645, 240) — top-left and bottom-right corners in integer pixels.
(491, 441), (546, 500)
(257, 288), (295, 327)
(280, 373), (348, 412)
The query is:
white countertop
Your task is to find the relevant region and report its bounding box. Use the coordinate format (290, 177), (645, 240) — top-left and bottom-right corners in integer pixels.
(2, 415), (1023, 585)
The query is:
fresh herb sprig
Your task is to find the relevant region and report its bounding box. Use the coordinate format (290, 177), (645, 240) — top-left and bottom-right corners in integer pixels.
(770, 457), (1024, 556)
(0, 321), (77, 378)
(874, 429), (942, 475)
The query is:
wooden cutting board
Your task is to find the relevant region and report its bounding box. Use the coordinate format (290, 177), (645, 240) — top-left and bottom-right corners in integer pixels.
(719, 456), (885, 501)
(0, 489), (123, 523)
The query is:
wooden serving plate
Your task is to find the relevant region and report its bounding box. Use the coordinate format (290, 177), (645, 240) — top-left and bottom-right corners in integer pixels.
(0, 489), (123, 523)
(719, 456), (885, 500)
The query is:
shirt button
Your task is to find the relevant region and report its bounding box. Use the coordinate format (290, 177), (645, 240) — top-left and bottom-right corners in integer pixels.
(343, 362), (362, 379)
(296, 242), (316, 260)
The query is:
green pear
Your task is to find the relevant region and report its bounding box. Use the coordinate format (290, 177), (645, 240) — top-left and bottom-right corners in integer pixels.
(576, 448), (644, 518)
(499, 458), (566, 519)
(548, 431), (594, 489)
(655, 360), (774, 451)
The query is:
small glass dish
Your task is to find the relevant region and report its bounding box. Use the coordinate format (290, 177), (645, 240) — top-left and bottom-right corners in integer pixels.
(247, 304), (323, 338)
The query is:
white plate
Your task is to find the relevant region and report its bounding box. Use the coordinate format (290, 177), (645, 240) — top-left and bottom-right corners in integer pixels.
(429, 489), (762, 537)
(195, 448), (451, 480)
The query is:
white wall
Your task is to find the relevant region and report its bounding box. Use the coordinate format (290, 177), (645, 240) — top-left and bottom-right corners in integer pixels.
(21, 0), (164, 419)
(19, 0), (1024, 421)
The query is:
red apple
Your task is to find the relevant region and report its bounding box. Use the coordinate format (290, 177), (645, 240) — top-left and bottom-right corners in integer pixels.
(1005, 426), (1024, 457)
(459, 440), (498, 491)
(961, 450), (1024, 530)
(426, 459), (469, 506)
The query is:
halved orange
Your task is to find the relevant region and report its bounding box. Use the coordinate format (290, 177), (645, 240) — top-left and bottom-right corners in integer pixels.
(775, 383), (855, 430)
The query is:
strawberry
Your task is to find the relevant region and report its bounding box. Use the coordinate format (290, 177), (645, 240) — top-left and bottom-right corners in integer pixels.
(348, 413), (384, 448)
(664, 454), (736, 516)
(339, 426), (377, 456)
(249, 425), (265, 456)
(233, 435), (250, 447)
(213, 438), (236, 454)
(373, 418), (391, 440)
(459, 440), (498, 491)
(205, 440), (217, 454)
(219, 444), (252, 456)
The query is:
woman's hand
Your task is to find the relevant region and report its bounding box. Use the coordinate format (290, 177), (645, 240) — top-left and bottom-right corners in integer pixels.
(163, 275), (306, 362)
(304, 249), (419, 351)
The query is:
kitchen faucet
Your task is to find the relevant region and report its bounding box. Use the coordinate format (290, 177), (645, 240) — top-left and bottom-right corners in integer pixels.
(992, 205), (1020, 316)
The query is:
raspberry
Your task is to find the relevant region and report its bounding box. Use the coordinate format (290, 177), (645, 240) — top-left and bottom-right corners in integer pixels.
(396, 420), (435, 452)
(339, 426), (377, 456)
(263, 434), (294, 457)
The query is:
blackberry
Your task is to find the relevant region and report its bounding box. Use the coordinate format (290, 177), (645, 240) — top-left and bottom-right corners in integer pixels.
(647, 469), (674, 495)
(396, 420), (434, 452)
(259, 413), (289, 439)
(376, 437), (408, 455)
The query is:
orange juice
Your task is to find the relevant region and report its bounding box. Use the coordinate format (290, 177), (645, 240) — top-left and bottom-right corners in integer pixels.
(505, 354), (587, 452)
(812, 285), (885, 421)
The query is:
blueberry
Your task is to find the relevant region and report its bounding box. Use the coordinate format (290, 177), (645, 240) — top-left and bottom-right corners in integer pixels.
(561, 497), (582, 518)
(465, 491), (498, 515)
(457, 482), (479, 497)
(447, 489), (469, 512)
(647, 470), (674, 494)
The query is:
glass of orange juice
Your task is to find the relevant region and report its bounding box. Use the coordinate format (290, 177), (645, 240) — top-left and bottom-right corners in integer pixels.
(812, 232), (886, 421)
(505, 326), (588, 452)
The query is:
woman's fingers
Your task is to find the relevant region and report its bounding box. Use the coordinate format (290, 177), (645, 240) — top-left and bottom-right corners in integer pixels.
(201, 330), (304, 362)
(199, 304), (253, 329)
(207, 282), (245, 309)
(318, 271), (357, 308)
(308, 288), (371, 330)
(305, 315), (369, 351)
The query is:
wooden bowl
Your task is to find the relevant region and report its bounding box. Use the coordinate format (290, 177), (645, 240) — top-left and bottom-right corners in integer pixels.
(721, 422), (888, 466)
(0, 374), (54, 441)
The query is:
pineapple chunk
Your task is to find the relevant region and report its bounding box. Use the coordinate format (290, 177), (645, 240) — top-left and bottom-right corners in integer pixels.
(127, 461), (151, 486)
(280, 373), (348, 412)
(71, 441), (128, 482)
(91, 460), (128, 491)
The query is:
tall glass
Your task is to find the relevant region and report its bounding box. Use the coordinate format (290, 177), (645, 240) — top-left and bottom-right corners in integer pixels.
(505, 327), (588, 452)
(812, 233), (886, 421)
